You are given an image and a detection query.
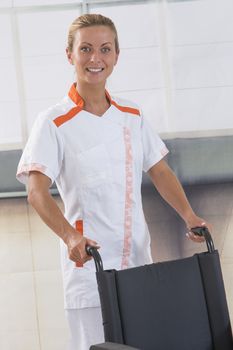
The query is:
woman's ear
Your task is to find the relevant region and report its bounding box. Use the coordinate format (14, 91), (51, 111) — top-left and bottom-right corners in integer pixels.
(114, 50), (120, 66)
(66, 48), (73, 65)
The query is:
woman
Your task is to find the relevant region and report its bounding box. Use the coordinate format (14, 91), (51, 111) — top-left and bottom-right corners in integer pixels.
(17, 13), (209, 350)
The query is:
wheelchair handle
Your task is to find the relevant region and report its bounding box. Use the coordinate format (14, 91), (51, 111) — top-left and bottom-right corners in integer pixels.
(87, 227), (214, 273)
(86, 245), (104, 272)
(191, 226), (215, 253)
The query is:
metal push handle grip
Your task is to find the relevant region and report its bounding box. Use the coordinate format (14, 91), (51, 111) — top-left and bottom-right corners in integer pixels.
(191, 226), (215, 253)
(86, 246), (104, 272)
(87, 227), (215, 273)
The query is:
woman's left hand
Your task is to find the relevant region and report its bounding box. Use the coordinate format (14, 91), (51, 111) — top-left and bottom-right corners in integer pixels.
(185, 215), (212, 243)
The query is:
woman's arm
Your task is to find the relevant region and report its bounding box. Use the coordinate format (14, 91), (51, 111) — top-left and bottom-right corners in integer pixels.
(148, 159), (211, 242)
(27, 171), (98, 264)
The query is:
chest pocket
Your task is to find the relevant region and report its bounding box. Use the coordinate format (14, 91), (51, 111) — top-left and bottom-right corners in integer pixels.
(76, 143), (112, 188)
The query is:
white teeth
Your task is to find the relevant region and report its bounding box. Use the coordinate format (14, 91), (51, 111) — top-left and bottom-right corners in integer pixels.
(87, 68), (103, 72)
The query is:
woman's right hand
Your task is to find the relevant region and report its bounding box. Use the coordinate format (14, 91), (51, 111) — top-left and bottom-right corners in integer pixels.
(65, 231), (99, 265)
(27, 172), (99, 265)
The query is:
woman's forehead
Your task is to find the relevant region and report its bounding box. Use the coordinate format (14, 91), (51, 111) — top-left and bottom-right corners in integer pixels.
(74, 25), (115, 45)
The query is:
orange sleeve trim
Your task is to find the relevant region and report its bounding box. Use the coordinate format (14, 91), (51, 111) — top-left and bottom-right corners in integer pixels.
(17, 163), (47, 176)
(53, 106), (82, 127)
(75, 220), (83, 268)
(111, 100), (140, 116)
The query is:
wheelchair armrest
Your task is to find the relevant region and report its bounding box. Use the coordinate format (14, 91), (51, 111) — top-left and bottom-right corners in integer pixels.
(90, 342), (140, 350)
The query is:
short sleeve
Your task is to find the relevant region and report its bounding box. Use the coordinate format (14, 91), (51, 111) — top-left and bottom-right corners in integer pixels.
(141, 115), (169, 172)
(16, 114), (64, 185)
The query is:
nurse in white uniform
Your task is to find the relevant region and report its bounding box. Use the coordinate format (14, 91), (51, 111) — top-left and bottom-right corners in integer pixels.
(16, 13), (210, 350)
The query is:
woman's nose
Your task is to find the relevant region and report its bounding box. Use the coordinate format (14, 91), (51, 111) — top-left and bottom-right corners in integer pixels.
(90, 51), (100, 63)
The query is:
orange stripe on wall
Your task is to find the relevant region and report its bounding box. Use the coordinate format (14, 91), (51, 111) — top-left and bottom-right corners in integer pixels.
(111, 100), (140, 116)
(53, 106), (82, 127)
(75, 220), (83, 268)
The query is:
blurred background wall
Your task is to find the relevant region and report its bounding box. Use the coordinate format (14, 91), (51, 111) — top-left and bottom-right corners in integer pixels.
(0, 1), (232, 349)
(1, 0), (233, 195)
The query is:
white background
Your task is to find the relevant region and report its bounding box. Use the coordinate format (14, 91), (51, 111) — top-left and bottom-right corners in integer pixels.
(0, 0), (233, 148)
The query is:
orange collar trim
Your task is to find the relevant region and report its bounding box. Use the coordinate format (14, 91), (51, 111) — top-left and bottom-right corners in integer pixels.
(68, 83), (112, 108)
(68, 83), (140, 116)
(68, 83), (84, 108)
(106, 89), (140, 116)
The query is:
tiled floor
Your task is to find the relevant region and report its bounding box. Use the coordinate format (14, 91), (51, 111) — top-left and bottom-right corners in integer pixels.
(0, 182), (232, 349)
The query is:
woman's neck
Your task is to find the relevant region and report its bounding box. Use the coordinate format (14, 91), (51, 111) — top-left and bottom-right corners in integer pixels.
(76, 82), (110, 117)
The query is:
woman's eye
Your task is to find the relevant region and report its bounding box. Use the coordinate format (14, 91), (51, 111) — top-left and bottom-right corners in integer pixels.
(101, 47), (111, 53)
(80, 47), (91, 53)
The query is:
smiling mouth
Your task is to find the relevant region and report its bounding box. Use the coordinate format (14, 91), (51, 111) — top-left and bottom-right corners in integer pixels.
(86, 68), (104, 73)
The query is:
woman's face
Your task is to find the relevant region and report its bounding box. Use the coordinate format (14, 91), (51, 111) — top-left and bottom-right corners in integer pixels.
(67, 25), (119, 87)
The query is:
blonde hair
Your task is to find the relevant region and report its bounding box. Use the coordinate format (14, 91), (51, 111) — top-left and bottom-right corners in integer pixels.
(67, 13), (119, 53)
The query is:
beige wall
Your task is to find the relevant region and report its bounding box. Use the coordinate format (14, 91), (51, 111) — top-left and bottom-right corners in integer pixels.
(0, 197), (68, 350)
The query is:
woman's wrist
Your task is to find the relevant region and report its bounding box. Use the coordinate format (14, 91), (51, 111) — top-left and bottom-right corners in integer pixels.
(63, 228), (83, 245)
(182, 210), (198, 228)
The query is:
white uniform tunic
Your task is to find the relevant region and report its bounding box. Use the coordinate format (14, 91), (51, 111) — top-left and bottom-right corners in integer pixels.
(17, 83), (169, 309)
